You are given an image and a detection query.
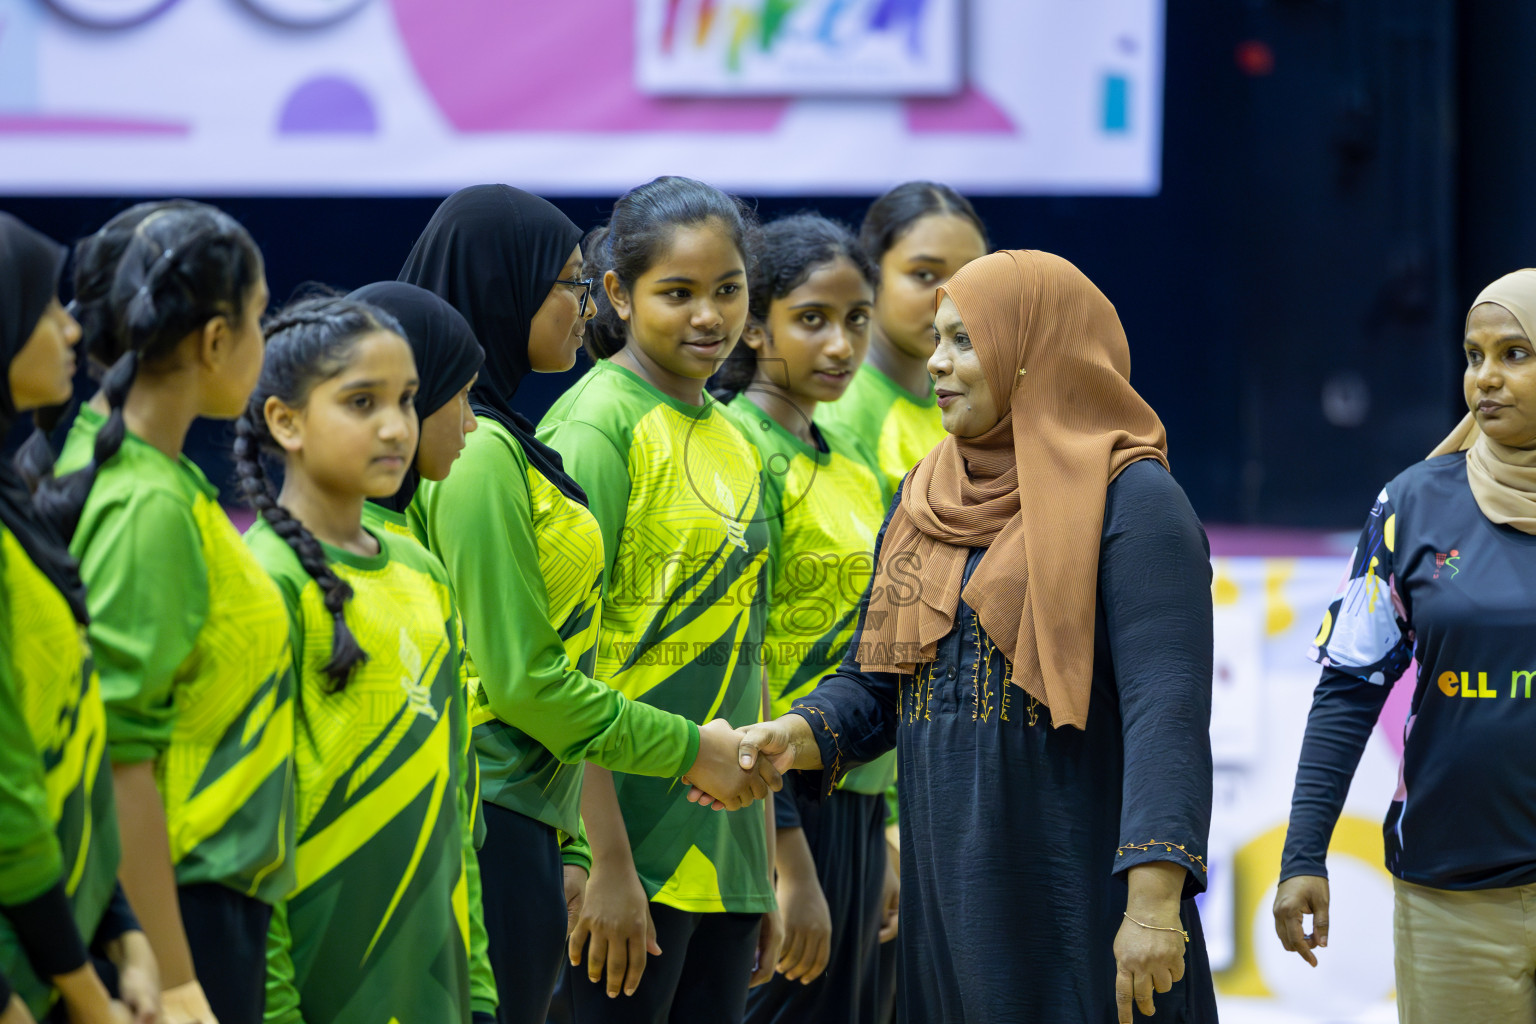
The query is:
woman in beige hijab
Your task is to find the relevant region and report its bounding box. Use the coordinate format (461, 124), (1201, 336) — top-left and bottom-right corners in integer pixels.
(702, 250), (1218, 1023)
(1276, 269), (1536, 1024)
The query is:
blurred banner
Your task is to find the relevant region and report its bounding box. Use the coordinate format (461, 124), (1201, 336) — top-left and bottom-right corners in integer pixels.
(1205, 552), (1402, 1024)
(0, 0), (1163, 195)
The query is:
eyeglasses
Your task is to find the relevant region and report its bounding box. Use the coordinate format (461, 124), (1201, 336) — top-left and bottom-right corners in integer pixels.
(556, 277), (594, 317)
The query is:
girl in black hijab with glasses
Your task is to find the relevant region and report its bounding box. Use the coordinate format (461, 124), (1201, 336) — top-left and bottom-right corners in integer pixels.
(0, 212), (159, 1024)
(400, 185), (774, 1024)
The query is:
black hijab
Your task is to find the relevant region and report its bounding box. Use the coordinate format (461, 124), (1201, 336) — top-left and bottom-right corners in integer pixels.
(399, 185), (587, 505)
(347, 282), (485, 513)
(0, 213), (88, 622)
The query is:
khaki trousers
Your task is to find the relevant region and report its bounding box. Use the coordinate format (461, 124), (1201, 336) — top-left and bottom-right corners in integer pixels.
(1395, 877), (1536, 1023)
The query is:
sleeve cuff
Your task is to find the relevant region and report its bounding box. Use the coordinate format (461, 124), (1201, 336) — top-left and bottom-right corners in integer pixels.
(785, 705), (844, 799)
(0, 964), (13, 1010)
(675, 721), (701, 778)
(1112, 839), (1210, 899)
(1, 879), (89, 978)
(472, 1000), (498, 1020)
(560, 843), (593, 874)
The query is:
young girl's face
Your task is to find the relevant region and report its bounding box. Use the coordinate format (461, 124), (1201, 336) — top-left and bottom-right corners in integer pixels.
(608, 218), (748, 384)
(280, 330), (420, 499)
(416, 374), (478, 481)
(9, 297), (81, 412)
(528, 245), (591, 373)
(874, 214), (987, 362)
(751, 257), (873, 405)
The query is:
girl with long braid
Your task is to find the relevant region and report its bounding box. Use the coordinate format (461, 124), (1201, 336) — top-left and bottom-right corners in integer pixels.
(0, 212), (157, 1024)
(35, 202), (292, 1024)
(399, 184), (776, 1024)
(238, 296), (480, 1024)
(343, 281), (498, 1024)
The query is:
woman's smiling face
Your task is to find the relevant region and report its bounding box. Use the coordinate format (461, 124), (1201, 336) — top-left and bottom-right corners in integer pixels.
(928, 294), (1000, 438)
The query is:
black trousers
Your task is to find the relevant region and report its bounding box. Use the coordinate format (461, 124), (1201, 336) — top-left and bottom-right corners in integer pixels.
(745, 790), (888, 1024)
(566, 905), (762, 1024)
(479, 803), (567, 1024)
(180, 883), (271, 1024)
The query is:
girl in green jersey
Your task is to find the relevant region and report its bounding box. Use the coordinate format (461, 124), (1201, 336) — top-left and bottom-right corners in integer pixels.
(237, 296), (477, 1024)
(25, 202), (291, 1024)
(710, 214), (894, 1024)
(819, 182), (990, 498)
(342, 282), (499, 1022)
(541, 177), (780, 1024)
(0, 212), (157, 1024)
(399, 185), (774, 1024)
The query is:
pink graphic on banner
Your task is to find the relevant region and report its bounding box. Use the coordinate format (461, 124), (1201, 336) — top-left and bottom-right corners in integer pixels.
(905, 84), (1017, 134)
(387, 0), (1009, 137)
(387, 0), (789, 132)
(0, 115), (187, 134)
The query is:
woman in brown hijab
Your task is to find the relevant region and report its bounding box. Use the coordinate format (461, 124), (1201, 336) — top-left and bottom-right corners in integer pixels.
(707, 250), (1217, 1022)
(1275, 270), (1536, 1024)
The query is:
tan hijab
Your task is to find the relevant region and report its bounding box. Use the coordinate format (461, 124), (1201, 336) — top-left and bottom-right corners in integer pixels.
(1427, 269), (1536, 534)
(856, 250), (1168, 730)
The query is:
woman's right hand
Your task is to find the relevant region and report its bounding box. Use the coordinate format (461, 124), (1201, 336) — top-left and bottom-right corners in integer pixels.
(687, 715), (822, 808)
(1272, 874), (1330, 966)
(568, 859), (661, 999)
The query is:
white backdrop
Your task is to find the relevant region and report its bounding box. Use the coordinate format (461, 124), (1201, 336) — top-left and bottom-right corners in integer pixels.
(0, 0), (1163, 195)
(1206, 554), (1404, 1024)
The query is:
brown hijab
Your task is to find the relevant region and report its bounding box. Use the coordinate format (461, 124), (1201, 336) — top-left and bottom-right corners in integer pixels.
(855, 250), (1168, 730)
(1427, 268), (1536, 534)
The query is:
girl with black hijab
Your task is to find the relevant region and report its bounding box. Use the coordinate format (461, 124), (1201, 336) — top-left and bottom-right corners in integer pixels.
(400, 185), (775, 1024)
(0, 212), (158, 1024)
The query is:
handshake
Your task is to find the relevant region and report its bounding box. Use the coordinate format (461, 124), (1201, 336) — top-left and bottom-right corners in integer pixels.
(678, 716), (824, 811)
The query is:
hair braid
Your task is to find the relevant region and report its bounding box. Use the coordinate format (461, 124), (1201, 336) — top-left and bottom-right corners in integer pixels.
(21, 201), (261, 543)
(234, 413), (368, 689)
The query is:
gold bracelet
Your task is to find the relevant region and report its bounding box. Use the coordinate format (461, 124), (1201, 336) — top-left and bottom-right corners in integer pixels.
(1123, 912), (1189, 943)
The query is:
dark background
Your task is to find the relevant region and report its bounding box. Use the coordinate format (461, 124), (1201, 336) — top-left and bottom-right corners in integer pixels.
(5, 0), (1524, 528)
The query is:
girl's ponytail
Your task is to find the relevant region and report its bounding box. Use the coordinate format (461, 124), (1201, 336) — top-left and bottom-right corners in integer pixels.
(20, 201), (261, 540)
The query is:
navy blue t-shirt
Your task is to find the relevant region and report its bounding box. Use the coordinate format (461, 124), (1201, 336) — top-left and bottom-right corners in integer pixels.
(1283, 451), (1536, 889)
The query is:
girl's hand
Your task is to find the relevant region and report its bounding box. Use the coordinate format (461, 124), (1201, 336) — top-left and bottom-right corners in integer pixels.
(877, 845), (900, 944)
(1272, 875), (1330, 967)
(750, 908), (783, 989)
(106, 930), (161, 1024)
(567, 860), (660, 999)
(563, 865), (588, 939)
(158, 981), (217, 1024)
(1, 993), (38, 1024)
(774, 868), (832, 984)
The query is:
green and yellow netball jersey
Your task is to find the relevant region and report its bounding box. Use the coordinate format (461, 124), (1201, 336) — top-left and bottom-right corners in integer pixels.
(540, 360), (774, 914)
(59, 407), (294, 903)
(0, 526), (119, 1017)
(360, 498), (497, 1020)
(247, 520), (474, 1024)
(412, 417), (698, 843)
(817, 362), (945, 500)
(720, 397), (896, 795)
